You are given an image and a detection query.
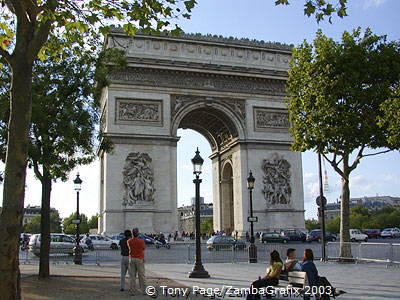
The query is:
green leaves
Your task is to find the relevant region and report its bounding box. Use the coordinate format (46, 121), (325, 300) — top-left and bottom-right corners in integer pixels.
(63, 213), (90, 234)
(0, 0), (198, 69)
(0, 41), (103, 181)
(378, 85), (400, 148)
(286, 28), (400, 156)
(275, 0), (348, 22)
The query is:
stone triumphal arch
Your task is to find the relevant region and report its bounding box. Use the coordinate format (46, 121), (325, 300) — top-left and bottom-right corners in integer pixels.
(98, 29), (305, 236)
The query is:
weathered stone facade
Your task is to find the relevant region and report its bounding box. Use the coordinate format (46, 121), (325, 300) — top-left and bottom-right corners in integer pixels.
(178, 203), (213, 234)
(98, 30), (305, 235)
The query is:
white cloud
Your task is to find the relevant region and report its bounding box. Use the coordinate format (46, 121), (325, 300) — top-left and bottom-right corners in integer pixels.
(363, 0), (387, 9)
(303, 172), (319, 201)
(383, 174), (400, 184)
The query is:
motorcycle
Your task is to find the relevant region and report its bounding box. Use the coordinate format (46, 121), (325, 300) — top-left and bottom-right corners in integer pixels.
(155, 235), (170, 249)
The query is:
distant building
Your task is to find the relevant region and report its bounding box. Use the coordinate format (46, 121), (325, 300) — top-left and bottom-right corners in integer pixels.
(325, 196), (400, 220)
(23, 205), (43, 225)
(191, 197), (205, 206)
(21, 205), (58, 225)
(177, 200), (213, 234)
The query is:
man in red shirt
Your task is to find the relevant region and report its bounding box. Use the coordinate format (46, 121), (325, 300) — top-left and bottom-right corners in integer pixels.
(127, 227), (146, 295)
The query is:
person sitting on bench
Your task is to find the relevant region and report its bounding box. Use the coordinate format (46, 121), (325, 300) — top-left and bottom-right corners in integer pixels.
(301, 249), (346, 299)
(284, 248), (301, 271)
(246, 250), (283, 300)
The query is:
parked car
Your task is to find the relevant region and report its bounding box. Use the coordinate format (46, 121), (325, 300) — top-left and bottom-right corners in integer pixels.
(280, 230), (306, 242)
(260, 232), (290, 244)
(81, 234), (119, 250)
(206, 235), (246, 251)
(362, 229), (381, 239)
(306, 230), (336, 242)
(350, 229), (368, 242)
(380, 228), (400, 238)
(29, 233), (88, 256)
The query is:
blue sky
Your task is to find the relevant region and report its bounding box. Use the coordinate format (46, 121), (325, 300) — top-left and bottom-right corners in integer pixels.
(2, 0), (399, 220)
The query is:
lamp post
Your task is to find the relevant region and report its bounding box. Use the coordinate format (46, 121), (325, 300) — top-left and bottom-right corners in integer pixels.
(73, 173), (83, 265)
(317, 153), (327, 261)
(189, 148), (210, 278)
(247, 171), (257, 263)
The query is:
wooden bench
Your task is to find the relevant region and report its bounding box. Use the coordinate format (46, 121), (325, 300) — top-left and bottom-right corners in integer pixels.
(271, 271), (311, 299)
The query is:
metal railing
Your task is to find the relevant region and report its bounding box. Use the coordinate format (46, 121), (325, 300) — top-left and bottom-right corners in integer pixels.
(19, 242), (400, 266)
(326, 242), (400, 265)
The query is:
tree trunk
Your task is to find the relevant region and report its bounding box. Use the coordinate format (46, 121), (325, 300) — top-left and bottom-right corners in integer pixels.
(339, 155), (352, 261)
(39, 168), (52, 279)
(0, 58), (33, 299)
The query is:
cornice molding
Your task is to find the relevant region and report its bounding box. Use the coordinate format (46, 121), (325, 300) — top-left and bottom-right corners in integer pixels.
(108, 67), (287, 96)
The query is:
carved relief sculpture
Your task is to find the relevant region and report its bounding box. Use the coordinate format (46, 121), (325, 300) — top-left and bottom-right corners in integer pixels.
(122, 152), (155, 206)
(262, 154), (292, 205)
(118, 101), (159, 122)
(255, 108), (290, 129)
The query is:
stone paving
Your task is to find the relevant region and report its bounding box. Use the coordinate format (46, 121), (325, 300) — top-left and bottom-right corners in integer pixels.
(20, 261), (400, 299)
(146, 261), (400, 299)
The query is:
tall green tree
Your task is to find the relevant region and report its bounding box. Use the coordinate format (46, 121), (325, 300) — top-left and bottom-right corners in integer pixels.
(0, 43), (123, 278)
(0, 2), (196, 298)
(287, 28), (400, 260)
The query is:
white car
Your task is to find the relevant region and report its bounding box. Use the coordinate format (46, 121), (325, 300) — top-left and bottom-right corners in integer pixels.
(380, 228), (400, 238)
(29, 233), (88, 256)
(82, 234), (119, 250)
(350, 229), (368, 242)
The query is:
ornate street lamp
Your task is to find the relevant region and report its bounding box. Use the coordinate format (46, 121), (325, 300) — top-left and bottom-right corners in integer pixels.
(73, 173), (83, 265)
(247, 171), (257, 263)
(189, 148), (210, 278)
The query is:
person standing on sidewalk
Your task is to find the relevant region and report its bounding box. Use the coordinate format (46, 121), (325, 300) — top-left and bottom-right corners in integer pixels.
(119, 229), (132, 292)
(127, 227), (146, 295)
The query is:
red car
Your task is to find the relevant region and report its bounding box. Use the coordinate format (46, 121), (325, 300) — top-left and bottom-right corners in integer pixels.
(362, 229), (381, 238)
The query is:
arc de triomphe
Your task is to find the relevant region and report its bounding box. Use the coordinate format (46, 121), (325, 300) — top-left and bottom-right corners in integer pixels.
(98, 30), (305, 236)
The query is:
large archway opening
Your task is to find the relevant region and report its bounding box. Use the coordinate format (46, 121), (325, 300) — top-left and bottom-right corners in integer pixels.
(175, 104), (242, 235)
(221, 162), (234, 234)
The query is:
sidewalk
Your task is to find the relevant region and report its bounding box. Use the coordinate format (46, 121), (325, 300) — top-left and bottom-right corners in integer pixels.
(20, 262), (400, 299)
(146, 261), (400, 300)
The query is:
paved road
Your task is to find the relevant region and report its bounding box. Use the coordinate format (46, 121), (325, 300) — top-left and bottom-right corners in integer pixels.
(19, 238), (400, 265)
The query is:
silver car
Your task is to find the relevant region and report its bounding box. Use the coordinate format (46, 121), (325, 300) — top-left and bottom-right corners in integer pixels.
(29, 233), (88, 256)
